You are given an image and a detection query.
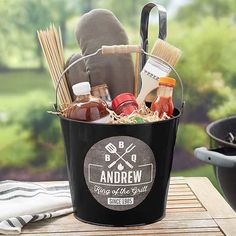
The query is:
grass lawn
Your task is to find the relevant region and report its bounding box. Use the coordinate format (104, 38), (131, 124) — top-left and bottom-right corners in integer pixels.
(0, 71), (51, 94)
(0, 71), (54, 109)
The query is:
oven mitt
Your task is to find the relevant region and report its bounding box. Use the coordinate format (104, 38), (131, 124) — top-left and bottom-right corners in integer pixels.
(66, 9), (135, 99)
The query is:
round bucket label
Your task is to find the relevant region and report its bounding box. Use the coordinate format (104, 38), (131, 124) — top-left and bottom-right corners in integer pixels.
(84, 136), (156, 211)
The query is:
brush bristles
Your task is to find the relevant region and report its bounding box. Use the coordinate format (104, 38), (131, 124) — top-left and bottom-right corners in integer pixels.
(151, 39), (182, 66)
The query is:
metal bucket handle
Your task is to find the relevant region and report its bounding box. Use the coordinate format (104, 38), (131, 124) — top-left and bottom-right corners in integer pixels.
(55, 45), (184, 112)
(140, 2), (167, 69)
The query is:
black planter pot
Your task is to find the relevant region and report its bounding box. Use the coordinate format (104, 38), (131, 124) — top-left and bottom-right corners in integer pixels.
(194, 116), (236, 211)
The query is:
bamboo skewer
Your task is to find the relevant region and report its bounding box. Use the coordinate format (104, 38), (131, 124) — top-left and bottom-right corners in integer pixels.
(41, 30), (66, 106)
(46, 30), (67, 102)
(38, 29), (66, 106)
(134, 51), (140, 97)
(37, 25), (72, 109)
(51, 27), (71, 101)
(55, 26), (64, 67)
(47, 28), (69, 104)
(37, 30), (63, 101)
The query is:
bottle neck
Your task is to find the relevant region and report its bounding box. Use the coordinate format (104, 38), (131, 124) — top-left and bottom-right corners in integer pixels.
(75, 94), (91, 102)
(157, 84), (173, 97)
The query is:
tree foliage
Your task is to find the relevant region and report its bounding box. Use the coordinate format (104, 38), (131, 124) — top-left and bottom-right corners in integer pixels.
(0, 0), (172, 69)
(176, 124), (207, 153)
(19, 105), (64, 169)
(176, 0), (236, 24)
(169, 17), (236, 121)
(0, 0), (80, 69)
(97, 0), (171, 26)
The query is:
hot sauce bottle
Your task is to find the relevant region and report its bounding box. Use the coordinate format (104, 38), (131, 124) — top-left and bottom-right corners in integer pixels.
(151, 77), (176, 117)
(65, 82), (110, 123)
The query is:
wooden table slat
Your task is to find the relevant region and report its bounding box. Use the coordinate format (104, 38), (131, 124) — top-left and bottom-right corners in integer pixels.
(169, 184), (189, 188)
(24, 219), (218, 232)
(166, 199), (200, 204)
(167, 195), (197, 200)
(166, 203), (203, 209)
(23, 232), (224, 236)
(166, 207), (206, 213)
(168, 187), (191, 192)
(168, 192), (195, 196)
(34, 211), (212, 226)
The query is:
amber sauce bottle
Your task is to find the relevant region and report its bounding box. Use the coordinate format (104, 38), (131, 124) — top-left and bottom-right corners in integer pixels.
(66, 82), (110, 123)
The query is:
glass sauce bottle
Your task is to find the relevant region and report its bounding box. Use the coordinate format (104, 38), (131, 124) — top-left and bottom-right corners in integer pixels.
(112, 93), (138, 116)
(91, 84), (112, 109)
(66, 82), (110, 123)
(151, 77), (176, 117)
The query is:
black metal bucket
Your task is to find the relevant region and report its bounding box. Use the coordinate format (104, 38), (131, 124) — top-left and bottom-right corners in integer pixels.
(60, 108), (181, 226)
(55, 45), (184, 226)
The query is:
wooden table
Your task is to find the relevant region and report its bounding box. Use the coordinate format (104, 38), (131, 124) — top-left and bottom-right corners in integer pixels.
(21, 177), (236, 236)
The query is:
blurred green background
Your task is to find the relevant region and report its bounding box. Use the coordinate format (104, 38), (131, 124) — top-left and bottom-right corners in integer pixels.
(0, 0), (236, 191)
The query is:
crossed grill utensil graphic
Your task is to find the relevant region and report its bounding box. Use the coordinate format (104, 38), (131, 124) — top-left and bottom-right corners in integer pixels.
(105, 143), (136, 169)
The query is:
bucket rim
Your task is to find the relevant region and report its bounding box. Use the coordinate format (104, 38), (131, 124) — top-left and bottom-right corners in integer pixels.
(58, 108), (182, 126)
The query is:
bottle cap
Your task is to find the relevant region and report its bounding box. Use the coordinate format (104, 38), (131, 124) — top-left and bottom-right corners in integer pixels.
(72, 82), (91, 96)
(159, 77), (176, 87)
(112, 93), (137, 110)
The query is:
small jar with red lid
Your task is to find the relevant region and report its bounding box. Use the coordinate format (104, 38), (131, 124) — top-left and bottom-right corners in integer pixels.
(112, 93), (139, 115)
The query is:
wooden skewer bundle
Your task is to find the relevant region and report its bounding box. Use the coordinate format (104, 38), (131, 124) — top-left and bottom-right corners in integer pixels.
(37, 25), (72, 109)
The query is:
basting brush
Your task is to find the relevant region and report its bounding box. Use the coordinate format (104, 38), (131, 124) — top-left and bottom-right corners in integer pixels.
(136, 39), (182, 105)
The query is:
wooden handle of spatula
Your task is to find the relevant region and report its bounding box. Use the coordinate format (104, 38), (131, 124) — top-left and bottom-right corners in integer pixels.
(102, 45), (141, 54)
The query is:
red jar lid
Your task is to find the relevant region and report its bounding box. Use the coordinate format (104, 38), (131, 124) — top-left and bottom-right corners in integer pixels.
(112, 93), (137, 110)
